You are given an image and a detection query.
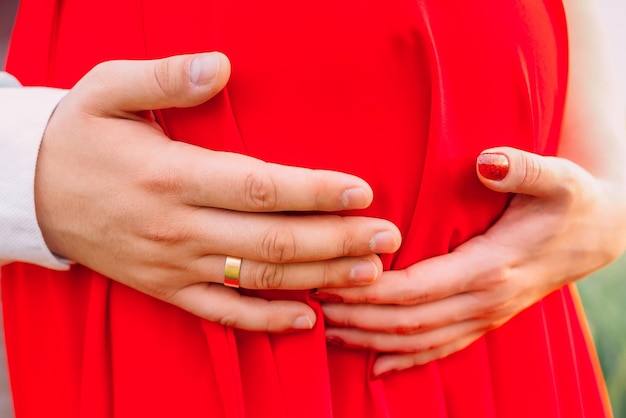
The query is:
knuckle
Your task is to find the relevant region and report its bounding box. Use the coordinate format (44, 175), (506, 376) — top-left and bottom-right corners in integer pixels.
(340, 312), (359, 329)
(317, 260), (342, 288)
(400, 272), (435, 305)
(153, 59), (179, 99)
(370, 334), (389, 351)
(313, 263), (332, 289)
(217, 310), (242, 328)
(249, 263), (285, 289)
(554, 169), (582, 202)
(478, 294), (513, 319)
(393, 318), (424, 335)
(86, 66), (108, 93)
(479, 302), (505, 319)
(81, 61), (117, 107)
(391, 326), (413, 336)
(138, 217), (190, 245)
(401, 287), (433, 306)
(486, 317), (507, 331)
(403, 292), (431, 306)
(243, 170), (279, 211)
(520, 155), (543, 189)
(483, 265), (514, 288)
(201, 291), (245, 328)
(259, 226), (297, 263)
(410, 337), (437, 354)
(264, 305), (288, 332)
(359, 292), (381, 304)
(140, 150), (185, 196)
(144, 281), (173, 301)
(259, 316), (274, 333)
(89, 61), (115, 84)
(128, 267), (174, 300)
(337, 225), (359, 256)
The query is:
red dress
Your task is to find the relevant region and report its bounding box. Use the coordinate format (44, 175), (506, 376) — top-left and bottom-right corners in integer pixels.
(3, 0), (612, 417)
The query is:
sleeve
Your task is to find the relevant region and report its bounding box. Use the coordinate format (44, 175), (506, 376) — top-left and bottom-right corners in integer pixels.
(0, 71), (71, 270)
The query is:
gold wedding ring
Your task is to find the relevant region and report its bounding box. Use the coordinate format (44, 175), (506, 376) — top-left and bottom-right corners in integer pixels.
(224, 256), (243, 288)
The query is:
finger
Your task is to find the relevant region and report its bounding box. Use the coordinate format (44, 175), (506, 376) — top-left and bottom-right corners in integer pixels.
(186, 211), (401, 263)
(372, 331), (485, 376)
(162, 145), (376, 211)
(238, 255), (382, 289)
(324, 320), (482, 353)
(185, 253), (384, 289)
(171, 283), (316, 332)
(141, 208), (400, 266)
(315, 245), (502, 305)
(79, 52), (231, 114)
(476, 147), (590, 198)
(320, 293), (480, 333)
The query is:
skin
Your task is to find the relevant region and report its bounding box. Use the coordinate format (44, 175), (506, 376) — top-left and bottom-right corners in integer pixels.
(33, 51), (402, 333)
(318, 0), (626, 376)
(15, 0), (624, 380)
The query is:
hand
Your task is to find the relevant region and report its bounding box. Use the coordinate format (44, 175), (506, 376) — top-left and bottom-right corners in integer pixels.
(318, 146), (626, 376)
(35, 52), (402, 333)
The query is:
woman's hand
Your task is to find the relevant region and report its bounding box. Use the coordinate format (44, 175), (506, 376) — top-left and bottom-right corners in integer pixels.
(318, 147), (626, 376)
(320, 0), (626, 376)
(35, 52), (401, 333)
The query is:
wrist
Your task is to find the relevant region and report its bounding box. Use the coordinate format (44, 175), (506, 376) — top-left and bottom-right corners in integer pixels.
(0, 84), (71, 269)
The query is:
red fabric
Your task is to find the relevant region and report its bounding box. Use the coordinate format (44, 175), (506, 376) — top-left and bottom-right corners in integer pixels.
(3, 0), (611, 417)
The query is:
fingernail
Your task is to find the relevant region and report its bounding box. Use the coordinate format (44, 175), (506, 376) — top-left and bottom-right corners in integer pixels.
(350, 259), (378, 283)
(370, 231), (398, 253)
(326, 335), (345, 347)
(311, 291), (344, 303)
(477, 153), (509, 181)
(341, 187), (370, 208)
(293, 316), (314, 330)
(189, 53), (220, 86)
(372, 369), (396, 380)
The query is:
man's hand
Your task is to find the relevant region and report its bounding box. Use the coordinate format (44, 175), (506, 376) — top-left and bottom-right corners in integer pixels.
(35, 52), (401, 332)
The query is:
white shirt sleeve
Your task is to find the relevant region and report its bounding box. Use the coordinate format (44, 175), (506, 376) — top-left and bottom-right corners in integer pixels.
(0, 71), (71, 270)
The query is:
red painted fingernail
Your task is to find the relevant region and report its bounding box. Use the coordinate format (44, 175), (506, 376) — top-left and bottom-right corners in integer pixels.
(311, 291), (344, 303)
(326, 335), (345, 347)
(477, 153), (509, 181)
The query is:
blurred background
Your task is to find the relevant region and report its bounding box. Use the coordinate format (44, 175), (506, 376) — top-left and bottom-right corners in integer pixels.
(576, 2), (626, 417)
(1, 1), (625, 417)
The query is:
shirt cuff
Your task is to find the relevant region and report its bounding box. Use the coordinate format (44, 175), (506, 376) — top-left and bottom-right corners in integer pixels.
(0, 85), (72, 270)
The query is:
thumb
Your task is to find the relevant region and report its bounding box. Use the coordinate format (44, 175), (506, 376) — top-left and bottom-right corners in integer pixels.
(78, 52), (231, 114)
(476, 146), (586, 198)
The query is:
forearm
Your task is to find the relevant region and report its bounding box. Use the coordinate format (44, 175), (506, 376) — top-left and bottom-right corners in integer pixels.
(0, 73), (70, 269)
(559, 0), (626, 183)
